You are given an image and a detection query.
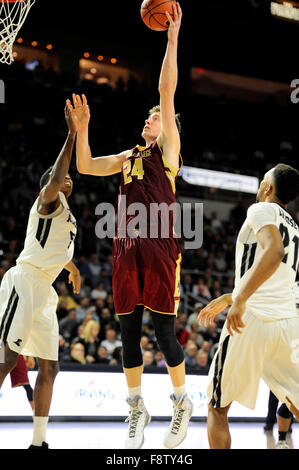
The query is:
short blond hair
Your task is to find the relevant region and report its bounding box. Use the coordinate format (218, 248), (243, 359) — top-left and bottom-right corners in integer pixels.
(80, 320), (100, 342)
(148, 105), (181, 134)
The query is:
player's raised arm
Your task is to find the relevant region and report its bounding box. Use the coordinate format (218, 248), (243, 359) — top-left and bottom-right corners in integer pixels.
(38, 102), (76, 213)
(157, 2), (182, 170)
(68, 94), (129, 176)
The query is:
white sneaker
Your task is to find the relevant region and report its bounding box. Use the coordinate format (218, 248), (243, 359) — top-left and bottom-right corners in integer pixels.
(275, 440), (290, 449)
(163, 393), (193, 449)
(125, 396), (151, 449)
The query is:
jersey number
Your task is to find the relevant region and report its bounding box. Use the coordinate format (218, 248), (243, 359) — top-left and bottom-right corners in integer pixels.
(123, 158), (144, 184)
(240, 225), (299, 278)
(240, 243), (257, 278)
(279, 223), (299, 271)
(68, 231), (76, 249)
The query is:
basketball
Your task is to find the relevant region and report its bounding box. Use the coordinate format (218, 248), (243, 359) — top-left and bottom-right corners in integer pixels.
(140, 0), (177, 31)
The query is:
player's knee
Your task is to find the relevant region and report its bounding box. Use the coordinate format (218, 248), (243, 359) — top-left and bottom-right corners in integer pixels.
(155, 333), (184, 367)
(1, 345), (18, 372)
(38, 360), (59, 382)
(122, 346), (143, 369)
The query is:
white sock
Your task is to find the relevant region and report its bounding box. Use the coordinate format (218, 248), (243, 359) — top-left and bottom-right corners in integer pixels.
(32, 416), (49, 446)
(128, 385), (142, 399)
(173, 384), (186, 401)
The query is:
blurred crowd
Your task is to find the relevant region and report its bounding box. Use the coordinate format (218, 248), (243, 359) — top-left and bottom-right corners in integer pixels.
(0, 61), (298, 374)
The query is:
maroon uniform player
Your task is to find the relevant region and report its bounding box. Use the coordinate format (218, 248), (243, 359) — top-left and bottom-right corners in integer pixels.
(70, 2), (193, 450)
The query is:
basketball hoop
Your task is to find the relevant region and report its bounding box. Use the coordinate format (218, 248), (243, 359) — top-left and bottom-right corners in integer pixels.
(0, 0), (36, 65)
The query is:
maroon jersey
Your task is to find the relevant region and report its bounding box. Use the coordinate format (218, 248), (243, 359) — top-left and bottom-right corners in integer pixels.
(112, 141), (183, 316)
(117, 141), (182, 239)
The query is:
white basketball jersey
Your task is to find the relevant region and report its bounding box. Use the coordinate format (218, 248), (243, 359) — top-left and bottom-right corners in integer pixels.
(232, 202), (299, 321)
(17, 192), (77, 283)
(293, 281), (299, 314)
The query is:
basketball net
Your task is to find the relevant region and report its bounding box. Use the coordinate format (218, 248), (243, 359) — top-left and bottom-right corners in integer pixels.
(0, 0), (36, 65)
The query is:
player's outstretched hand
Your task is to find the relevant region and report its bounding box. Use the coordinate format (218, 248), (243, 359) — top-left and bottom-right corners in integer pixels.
(66, 94), (90, 132)
(226, 298), (246, 336)
(165, 2), (182, 41)
(65, 101), (77, 136)
(68, 269), (81, 295)
(198, 293), (232, 326)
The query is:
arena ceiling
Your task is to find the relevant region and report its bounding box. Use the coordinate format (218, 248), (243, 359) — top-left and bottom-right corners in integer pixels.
(20, 0), (299, 82)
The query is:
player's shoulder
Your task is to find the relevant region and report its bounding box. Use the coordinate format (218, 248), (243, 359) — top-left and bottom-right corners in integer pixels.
(247, 202), (278, 218)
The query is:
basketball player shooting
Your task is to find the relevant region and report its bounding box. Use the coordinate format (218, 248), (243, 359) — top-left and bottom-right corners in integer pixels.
(68, 2), (193, 450)
(198, 164), (299, 449)
(0, 102), (80, 449)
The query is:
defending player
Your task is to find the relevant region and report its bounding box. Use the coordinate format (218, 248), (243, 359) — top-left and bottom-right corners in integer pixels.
(0, 102), (80, 449)
(69, 2), (193, 450)
(198, 164), (299, 449)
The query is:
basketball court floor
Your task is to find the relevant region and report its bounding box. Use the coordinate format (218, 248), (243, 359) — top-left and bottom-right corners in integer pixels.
(0, 420), (297, 449)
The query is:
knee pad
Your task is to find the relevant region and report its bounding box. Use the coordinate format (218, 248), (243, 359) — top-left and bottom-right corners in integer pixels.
(151, 312), (184, 368)
(278, 403), (292, 419)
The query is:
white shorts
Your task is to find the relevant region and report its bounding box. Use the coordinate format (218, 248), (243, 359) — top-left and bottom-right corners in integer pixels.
(0, 264), (59, 361)
(207, 310), (299, 411)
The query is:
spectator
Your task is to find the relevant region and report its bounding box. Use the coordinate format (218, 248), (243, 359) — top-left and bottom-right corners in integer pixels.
(76, 296), (99, 323)
(154, 350), (166, 368)
(214, 250), (227, 272)
(109, 346), (123, 366)
(91, 282), (108, 301)
(186, 302), (204, 332)
(195, 349), (210, 372)
(184, 342), (198, 369)
(73, 320), (101, 363)
(57, 281), (78, 314)
(143, 350), (154, 367)
(63, 342), (90, 365)
(87, 253), (102, 287)
(201, 321), (220, 349)
(192, 278), (212, 300)
(58, 308), (78, 344)
(140, 335), (154, 354)
(95, 345), (110, 364)
(100, 328), (122, 360)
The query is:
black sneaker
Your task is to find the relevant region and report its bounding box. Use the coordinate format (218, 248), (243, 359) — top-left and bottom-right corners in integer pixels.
(28, 442), (49, 449)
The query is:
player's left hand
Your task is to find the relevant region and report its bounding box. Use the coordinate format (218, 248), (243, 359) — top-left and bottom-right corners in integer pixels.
(68, 269), (81, 295)
(26, 356), (35, 369)
(165, 2), (182, 41)
(226, 298), (246, 336)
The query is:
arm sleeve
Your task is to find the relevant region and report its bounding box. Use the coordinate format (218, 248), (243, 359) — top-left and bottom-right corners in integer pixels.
(247, 203), (277, 235)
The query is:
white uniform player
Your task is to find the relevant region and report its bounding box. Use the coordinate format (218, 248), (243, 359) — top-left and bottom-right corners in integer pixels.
(0, 192), (77, 361)
(207, 202), (299, 410)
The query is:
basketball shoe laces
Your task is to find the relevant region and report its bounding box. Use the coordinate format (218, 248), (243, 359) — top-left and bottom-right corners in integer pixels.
(170, 404), (185, 435)
(125, 407), (143, 438)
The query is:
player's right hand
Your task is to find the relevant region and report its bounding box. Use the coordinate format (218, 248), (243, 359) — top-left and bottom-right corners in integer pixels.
(198, 293), (232, 326)
(68, 269), (81, 295)
(66, 94), (90, 131)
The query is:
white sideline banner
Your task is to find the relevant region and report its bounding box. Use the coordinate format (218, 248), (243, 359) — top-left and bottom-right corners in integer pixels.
(0, 371), (270, 419)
